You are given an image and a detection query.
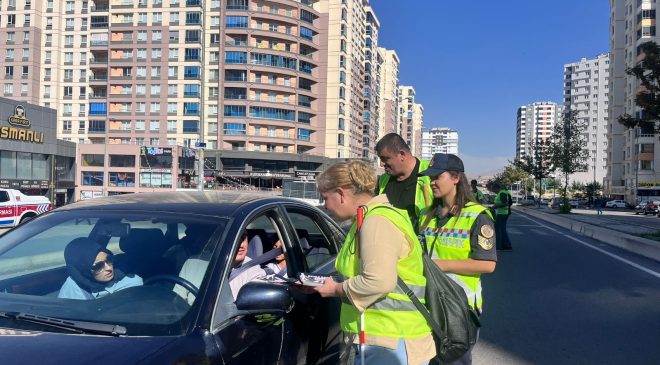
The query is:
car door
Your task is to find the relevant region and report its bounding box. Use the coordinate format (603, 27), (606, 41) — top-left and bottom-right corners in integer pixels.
(213, 208), (289, 365)
(279, 203), (344, 365)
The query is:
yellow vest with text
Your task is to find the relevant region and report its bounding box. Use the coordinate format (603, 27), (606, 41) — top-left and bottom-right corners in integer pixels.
(377, 159), (433, 224)
(335, 204), (431, 339)
(494, 189), (511, 215)
(420, 203), (493, 311)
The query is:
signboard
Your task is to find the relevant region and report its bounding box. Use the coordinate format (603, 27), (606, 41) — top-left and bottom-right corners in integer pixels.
(80, 191), (104, 200)
(1, 105), (44, 144)
(194, 142), (207, 149)
(294, 170), (319, 178)
(249, 172), (291, 178)
(0, 179), (49, 189)
(140, 146), (172, 156)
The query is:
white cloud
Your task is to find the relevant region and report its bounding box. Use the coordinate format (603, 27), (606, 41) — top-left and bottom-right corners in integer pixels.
(457, 153), (510, 178)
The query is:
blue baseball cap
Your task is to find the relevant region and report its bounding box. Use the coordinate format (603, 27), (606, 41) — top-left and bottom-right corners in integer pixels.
(419, 153), (464, 177)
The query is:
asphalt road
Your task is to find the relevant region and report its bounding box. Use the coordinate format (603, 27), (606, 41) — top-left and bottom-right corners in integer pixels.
(472, 211), (660, 364)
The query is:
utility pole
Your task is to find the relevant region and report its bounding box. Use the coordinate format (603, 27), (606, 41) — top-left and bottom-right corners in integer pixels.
(197, 0), (206, 191)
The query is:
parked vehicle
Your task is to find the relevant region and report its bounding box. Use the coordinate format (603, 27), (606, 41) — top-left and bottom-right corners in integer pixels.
(644, 201), (660, 215)
(0, 189), (52, 228)
(605, 199), (628, 208)
(0, 192), (343, 364)
(548, 197), (561, 209)
(635, 201), (649, 215)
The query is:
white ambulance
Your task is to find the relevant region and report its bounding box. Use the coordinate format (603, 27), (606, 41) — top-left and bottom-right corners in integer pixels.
(0, 189), (52, 228)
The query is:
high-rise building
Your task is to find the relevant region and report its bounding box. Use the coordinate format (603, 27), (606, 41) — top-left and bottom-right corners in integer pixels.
(563, 54), (610, 185)
(398, 85), (423, 155)
(361, 6), (381, 163)
(377, 48), (400, 139)
(515, 101), (563, 160)
(421, 127), (458, 160)
(606, 0), (656, 202)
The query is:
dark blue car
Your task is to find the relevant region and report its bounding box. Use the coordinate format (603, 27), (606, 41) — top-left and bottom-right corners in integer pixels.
(0, 192), (343, 364)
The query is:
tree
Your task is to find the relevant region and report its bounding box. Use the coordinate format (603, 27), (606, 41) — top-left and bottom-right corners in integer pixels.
(618, 42), (660, 134)
(514, 137), (553, 201)
(585, 181), (603, 205)
(549, 110), (589, 212)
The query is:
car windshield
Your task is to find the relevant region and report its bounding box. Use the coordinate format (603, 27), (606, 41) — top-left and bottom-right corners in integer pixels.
(0, 209), (227, 336)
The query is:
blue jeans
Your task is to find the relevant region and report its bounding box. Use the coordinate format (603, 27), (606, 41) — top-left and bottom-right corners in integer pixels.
(495, 214), (512, 250)
(354, 338), (429, 365)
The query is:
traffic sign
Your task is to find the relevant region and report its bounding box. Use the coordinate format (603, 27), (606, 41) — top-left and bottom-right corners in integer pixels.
(195, 142), (207, 149)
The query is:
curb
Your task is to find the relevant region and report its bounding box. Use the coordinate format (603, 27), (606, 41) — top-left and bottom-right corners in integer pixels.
(514, 207), (660, 262)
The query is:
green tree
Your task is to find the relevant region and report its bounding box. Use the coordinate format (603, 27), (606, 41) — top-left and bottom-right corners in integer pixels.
(549, 110), (589, 212)
(585, 181), (603, 205)
(618, 42), (660, 133)
(515, 138), (553, 200)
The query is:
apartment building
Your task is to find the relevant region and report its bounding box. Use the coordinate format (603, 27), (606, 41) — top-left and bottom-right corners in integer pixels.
(515, 101), (563, 160)
(398, 85), (423, 156)
(377, 47), (399, 139)
(606, 0), (659, 202)
(563, 54), (610, 185)
(421, 127), (458, 160)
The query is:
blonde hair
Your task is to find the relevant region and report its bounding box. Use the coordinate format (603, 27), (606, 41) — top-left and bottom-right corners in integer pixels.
(317, 160), (376, 195)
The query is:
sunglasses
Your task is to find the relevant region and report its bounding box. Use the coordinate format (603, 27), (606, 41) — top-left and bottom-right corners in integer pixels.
(91, 255), (114, 273)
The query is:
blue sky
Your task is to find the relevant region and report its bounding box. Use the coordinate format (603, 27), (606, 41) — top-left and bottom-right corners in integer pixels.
(370, 0), (610, 176)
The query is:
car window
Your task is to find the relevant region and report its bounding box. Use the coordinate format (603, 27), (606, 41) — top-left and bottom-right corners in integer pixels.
(0, 210), (227, 337)
(285, 208), (337, 271)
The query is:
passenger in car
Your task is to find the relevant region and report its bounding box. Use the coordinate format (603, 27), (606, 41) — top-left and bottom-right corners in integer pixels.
(58, 237), (143, 300)
(264, 240), (287, 277)
(175, 232), (266, 304)
(228, 232), (267, 298)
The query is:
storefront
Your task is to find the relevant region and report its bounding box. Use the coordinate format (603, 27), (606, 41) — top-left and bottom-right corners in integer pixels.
(0, 97), (76, 206)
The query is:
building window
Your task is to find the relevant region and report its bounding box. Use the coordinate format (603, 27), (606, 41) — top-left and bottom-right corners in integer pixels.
(81, 171), (104, 186)
(108, 172), (135, 187)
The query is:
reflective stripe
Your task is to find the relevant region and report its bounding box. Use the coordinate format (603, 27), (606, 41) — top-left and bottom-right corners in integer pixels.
(447, 272), (482, 309)
(393, 283), (425, 298)
(370, 297), (420, 311)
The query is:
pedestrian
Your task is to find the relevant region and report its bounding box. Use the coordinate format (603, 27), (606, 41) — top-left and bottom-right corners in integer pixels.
(470, 179), (485, 204)
(314, 160), (436, 365)
(418, 153), (497, 365)
(375, 133), (433, 231)
(491, 182), (513, 251)
(596, 197), (604, 215)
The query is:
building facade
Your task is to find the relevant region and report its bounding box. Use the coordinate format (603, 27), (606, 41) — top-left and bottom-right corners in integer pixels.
(515, 101), (563, 160)
(398, 85), (423, 155)
(563, 54), (610, 185)
(606, 0), (658, 202)
(421, 127), (458, 160)
(0, 97), (76, 206)
(377, 47), (399, 139)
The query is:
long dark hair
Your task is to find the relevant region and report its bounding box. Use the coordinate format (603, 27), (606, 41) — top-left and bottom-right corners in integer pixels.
(430, 171), (476, 216)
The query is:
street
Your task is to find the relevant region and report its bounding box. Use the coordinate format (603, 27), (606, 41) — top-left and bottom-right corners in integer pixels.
(473, 211), (660, 364)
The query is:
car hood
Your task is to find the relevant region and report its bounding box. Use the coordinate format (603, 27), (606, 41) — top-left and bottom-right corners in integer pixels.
(0, 326), (176, 365)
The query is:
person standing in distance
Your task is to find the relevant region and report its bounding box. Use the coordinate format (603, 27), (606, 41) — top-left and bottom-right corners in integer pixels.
(314, 160), (435, 365)
(491, 182), (513, 251)
(470, 179), (485, 204)
(375, 133), (433, 231)
(418, 153), (497, 365)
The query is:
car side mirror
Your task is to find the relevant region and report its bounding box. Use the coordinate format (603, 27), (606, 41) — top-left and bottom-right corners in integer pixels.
(235, 282), (294, 314)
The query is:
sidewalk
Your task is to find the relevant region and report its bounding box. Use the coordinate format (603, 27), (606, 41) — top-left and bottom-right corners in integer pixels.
(513, 206), (660, 262)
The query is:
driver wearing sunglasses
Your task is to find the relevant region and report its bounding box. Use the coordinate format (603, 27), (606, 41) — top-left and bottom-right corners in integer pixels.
(58, 238), (143, 300)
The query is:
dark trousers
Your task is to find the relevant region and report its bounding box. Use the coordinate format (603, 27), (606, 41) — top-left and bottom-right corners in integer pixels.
(495, 214), (512, 250)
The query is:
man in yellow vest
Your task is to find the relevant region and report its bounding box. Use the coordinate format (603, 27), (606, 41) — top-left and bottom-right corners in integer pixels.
(375, 133), (433, 231)
(491, 182), (513, 251)
(471, 179), (485, 203)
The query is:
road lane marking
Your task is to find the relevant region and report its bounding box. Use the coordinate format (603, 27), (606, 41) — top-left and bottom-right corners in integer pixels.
(516, 213), (660, 279)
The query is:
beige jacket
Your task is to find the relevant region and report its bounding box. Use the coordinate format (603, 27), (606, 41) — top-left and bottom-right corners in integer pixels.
(342, 194), (436, 365)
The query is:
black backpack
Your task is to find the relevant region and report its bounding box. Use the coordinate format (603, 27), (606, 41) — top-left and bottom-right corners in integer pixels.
(398, 237), (481, 363)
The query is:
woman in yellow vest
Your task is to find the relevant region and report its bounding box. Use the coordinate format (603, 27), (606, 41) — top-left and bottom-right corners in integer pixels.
(313, 160), (435, 365)
(418, 153), (497, 365)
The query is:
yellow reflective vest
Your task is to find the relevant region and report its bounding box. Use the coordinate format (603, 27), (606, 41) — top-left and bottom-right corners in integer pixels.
(335, 203), (431, 339)
(420, 203), (493, 311)
(377, 159), (433, 226)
